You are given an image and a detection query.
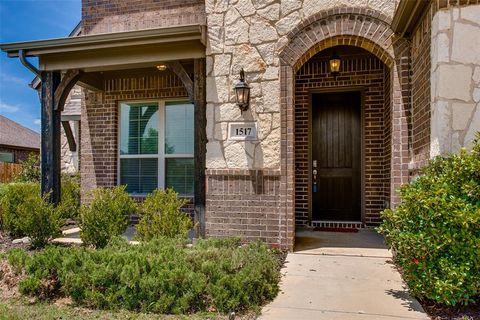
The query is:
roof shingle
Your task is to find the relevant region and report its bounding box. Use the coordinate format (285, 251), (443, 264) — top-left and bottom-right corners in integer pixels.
(0, 115), (40, 150)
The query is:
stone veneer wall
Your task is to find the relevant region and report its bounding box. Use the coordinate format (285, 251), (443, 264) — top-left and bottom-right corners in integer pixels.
(430, 4), (480, 155)
(205, 1), (407, 249)
(294, 52), (390, 226)
(80, 71), (188, 200)
(205, 1), (397, 170)
(60, 121), (80, 174)
(82, 0), (205, 35)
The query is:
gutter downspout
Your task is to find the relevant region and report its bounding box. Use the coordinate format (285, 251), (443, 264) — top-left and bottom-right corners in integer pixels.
(19, 49), (40, 77)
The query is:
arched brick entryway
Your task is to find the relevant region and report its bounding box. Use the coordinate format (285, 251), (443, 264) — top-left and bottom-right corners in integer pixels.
(278, 8), (411, 248)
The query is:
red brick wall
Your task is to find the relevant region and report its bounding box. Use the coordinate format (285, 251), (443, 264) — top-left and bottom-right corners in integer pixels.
(410, 7), (432, 174)
(205, 169), (284, 248)
(383, 67), (392, 211)
(80, 70), (188, 200)
(82, 0), (205, 35)
(294, 50), (391, 226)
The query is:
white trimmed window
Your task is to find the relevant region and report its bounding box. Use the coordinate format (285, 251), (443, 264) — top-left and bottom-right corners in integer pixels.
(118, 100), (194, 196)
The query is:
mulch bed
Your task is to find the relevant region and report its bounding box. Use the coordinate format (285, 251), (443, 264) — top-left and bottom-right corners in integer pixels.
(0, 231), (30, 254)
(420, 299), (480, 320)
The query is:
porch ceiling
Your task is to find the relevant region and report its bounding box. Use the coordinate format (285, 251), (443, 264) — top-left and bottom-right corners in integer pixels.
(0, 24), (206, 72)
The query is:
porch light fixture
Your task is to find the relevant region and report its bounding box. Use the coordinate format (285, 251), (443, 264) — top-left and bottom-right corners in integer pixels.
(234, 68), (250, 112)
(329, 51), (341, 79)
(156, 64), (167, 71)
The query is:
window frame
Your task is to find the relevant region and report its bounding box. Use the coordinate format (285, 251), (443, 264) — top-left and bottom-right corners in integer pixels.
(0, 152), (14, 163)
(117, 99), (194, 196)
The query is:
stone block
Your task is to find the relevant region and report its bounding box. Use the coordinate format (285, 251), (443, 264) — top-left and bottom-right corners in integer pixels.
(231, 44), (267, 73)
(206, 103), (215, 139)
(435, 64), (472, 102)
(464, 105), (480, 149)
(214, 122), (228, 141)
(432, 9), (451, 36)
(207, 76), (230, 103)
(473, 67), (480, 84)
(276, 11), (302, 36)
(213, 54), (232, 76)
(236, 0), (256, 17)
(249, 17), (278, 44)
(461, 4), (480, 24)
(206, 141), (226, 168)
(452, 102), (475, 130)
(257, 3), (280, 21)
(431, 32), (450, 66)
(224, 142), (251, 167)
(474, 88), (480, 103)
(281, 0), (301, 17)
(451, 22), (480, 65)
(430, 100), (452, 156)
(225, 7), (249, 45)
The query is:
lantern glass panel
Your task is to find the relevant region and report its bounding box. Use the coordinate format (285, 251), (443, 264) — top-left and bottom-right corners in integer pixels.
(330, 58), (341, 73)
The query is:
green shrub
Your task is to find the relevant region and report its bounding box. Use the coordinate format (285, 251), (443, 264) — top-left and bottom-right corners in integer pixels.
(8, 237), (280, 314)
(0, 183), (63, 247)
(57, 174), (81, 221)
(136, 188), (192, 241)
(379, 135), (480, 306)
(0, 183), (40, 237)
(15, 153), (40, 183)
(80, 186), (136, 248)
(16, 195), (63, 248)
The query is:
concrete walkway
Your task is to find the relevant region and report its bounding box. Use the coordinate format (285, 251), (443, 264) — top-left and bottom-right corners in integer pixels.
(260, 229), (429, 320)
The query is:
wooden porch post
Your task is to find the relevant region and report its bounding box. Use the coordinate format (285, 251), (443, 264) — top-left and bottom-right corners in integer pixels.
(40, 71), (61, 204)
(193, 58), (207, 237)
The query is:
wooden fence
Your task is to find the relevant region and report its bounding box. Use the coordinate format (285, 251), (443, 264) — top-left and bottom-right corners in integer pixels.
(0, 162), (22, 183)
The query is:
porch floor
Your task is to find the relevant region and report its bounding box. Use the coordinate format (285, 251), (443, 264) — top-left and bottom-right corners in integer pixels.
(260, 229), (428, 320)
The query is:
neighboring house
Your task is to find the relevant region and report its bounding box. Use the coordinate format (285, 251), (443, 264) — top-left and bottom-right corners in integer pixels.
(1, 0), (479, 250)
(0, 115), (40, 163)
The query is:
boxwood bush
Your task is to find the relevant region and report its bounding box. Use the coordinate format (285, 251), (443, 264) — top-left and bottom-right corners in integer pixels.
(57, 173), (81, 221)
(80, 186), (136, 248)
(6, 237), (280, 314)
(379, 135), (480, 306)
(0, 183), (63, 247)
(136, 188), (192, 240)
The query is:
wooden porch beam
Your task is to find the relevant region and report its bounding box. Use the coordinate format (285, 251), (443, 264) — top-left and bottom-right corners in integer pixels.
(193, 58), (206, 237)
(41, 71), (62, 204)
(61, 121), (77, 152)
(78, 72), (104, 91)
(166, 61), (194, 101)
(54, 69), (83, 111)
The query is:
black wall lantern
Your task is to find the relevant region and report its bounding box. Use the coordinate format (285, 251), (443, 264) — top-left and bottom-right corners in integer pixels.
(234, 68), (250, 112)
(329, 51), (341, 79)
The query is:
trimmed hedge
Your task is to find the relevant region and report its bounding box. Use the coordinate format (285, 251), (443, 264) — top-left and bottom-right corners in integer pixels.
(379, 135), (480, 305)
(7, 237), (281, 314)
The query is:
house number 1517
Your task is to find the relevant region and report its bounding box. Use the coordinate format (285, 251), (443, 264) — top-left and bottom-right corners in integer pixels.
(235, 127), (252, 136)
(228, 122), (257, 141)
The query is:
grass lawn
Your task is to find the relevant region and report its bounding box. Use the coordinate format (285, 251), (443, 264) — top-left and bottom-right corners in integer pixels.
(0, 297), (257, 320)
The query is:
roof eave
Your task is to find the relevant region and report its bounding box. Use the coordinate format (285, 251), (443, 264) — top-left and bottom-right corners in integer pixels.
(1, 24), (206, 57)
(391, 0), (430, 37)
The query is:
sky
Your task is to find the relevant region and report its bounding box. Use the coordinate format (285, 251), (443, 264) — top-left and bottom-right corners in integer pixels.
(0, 0), (81, 132)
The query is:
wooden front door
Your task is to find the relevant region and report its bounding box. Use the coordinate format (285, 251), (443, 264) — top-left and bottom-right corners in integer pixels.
(311, 91), (361, 221)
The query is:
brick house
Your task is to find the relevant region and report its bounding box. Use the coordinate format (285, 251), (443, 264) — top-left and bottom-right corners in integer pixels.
(0, 115), (40, 163)
(1, 0), (479, 250)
